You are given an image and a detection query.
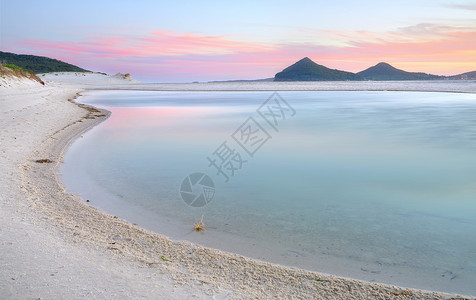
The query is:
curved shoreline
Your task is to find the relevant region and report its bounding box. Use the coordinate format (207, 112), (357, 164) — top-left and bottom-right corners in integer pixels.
(7, 81), (474, 298)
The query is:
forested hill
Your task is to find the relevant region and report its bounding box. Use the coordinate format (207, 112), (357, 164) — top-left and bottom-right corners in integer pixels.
(0, 51), (88, 73)
(357, 62), (441, 80)
(274, 57), (362, 81)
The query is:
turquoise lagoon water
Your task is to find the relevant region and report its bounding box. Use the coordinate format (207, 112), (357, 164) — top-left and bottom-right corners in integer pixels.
(62, 90), (476, 295)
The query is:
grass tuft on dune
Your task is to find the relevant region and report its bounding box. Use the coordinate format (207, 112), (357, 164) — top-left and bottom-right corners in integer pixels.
(0, 63), (45, 85)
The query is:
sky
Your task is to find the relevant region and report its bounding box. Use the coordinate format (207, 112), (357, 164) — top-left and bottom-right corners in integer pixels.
(1, 0), (475, 82)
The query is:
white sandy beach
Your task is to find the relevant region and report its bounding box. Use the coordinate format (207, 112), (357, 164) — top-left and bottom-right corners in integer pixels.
(1, 73), (475, 299)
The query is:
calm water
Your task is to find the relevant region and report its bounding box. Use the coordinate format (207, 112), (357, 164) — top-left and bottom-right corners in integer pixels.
(62, 90), (476, 295)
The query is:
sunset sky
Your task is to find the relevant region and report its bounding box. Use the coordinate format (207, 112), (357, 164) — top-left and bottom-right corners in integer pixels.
(1, 0), (475, 82)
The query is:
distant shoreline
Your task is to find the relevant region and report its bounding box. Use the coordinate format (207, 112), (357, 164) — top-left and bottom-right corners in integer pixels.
(40, 72), (476, 93)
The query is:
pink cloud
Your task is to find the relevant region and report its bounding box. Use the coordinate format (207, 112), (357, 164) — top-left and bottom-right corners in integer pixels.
(24, 30), (271, 58)
(8, 24), (476, 81)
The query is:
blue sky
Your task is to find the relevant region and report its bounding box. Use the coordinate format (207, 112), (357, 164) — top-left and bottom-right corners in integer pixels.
(1, 0), (475, 82)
